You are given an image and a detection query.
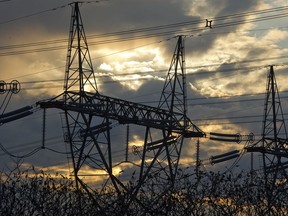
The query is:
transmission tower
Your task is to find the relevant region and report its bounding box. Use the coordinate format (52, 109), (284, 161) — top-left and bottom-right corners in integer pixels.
(61, 2), (117, 196)
(137, 36), (203, 189)
(64, 2), (97, 95)
(121, 36), (205, 214)
(39, 2), (125, 200)
(250, 66), (288, 179)
(246, 65), (288, 211)
(261, 66), (288, 180)
(38, 4), (204, 212)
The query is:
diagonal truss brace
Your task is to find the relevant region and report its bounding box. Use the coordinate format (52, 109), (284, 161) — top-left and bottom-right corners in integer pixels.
(38, 91), (204, 137)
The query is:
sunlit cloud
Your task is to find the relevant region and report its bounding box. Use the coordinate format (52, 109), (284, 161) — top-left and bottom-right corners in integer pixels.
(94, 47), (167, 91)
(0, 0), (287, 182)
(188, 0), (226, 18)
(129, 135), (144, 147)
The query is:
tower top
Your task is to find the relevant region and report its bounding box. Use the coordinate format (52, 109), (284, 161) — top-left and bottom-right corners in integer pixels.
(64, 2), (97, 94)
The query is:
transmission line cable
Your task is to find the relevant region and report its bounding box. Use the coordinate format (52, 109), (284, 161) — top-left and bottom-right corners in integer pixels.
(8, 59), (288, 85)
(0, 3), (69, 25)
(0, 0), (108, 25)
(0, 143), (42, 158)
(1, 6), (288, 56)
(0, 136), (63, 157)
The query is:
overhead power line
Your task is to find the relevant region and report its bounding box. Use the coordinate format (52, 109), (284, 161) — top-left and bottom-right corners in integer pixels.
(0, 4), (69, 25)
(1, 6), (288, 56)
(7, 58), (288, 84)
(0, 0), (108, 25)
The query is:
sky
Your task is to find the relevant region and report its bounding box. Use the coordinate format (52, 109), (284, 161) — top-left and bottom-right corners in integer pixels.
(0, 0), (288, 184)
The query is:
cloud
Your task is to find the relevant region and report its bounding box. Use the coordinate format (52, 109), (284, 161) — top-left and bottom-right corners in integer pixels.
(0, 0), (287, 180)
(188, 25), (288, 101)
(96, 46), (166, 91)
(84, 0), (192, 32)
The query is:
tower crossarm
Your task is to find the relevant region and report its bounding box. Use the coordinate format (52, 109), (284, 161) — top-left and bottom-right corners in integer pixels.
(38, 91), (204, 137)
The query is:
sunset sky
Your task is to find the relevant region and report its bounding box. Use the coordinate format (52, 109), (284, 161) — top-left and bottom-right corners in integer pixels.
(0, 0), (288, 183)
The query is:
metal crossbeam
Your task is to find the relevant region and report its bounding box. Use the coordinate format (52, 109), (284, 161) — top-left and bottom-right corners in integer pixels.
(38, 91), (204, 137)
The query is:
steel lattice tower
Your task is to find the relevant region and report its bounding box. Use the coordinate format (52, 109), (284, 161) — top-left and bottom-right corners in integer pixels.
(261, 66), (288, 182)
(57, 2), (123, 197)
(260, 65), (288, 214)
(138, 36), (203, 189)
(38, 5), (204, 212)
(64, 2), (97, 94)
(246, 65), (288, 213)
(247, 66), (288, 176)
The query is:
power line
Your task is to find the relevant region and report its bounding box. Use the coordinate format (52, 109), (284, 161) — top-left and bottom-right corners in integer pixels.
(1, 6), (288, 56)
(188, 98), (265, 106)
(0, 106), (285, 159)
(196, 120), (262, 126)
(213, 5), (288, 21)
(0, 143), (42, 158)
(192, 114), (262, 122)
(0, 3), (69, 25)
(2, 44), (288, 87)
(187, 94), (288, 109)
(10, 59), (288, 85)
(0, 1), (108, 25)
(136, 91), (288, 105)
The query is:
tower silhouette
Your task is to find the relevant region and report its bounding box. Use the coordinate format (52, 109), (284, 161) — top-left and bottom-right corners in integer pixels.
(261, 66), (288, 180)
(38, 4), (204, 212)
(138, 36), (203, 188)
(39, 2), (124, 198)
(247, 65), (288, 214)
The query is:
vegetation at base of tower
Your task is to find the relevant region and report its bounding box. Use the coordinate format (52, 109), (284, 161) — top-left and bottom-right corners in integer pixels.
(0, 163), (287, 216)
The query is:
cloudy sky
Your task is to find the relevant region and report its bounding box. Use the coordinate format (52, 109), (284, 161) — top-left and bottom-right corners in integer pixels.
(0, 0), (288, 183)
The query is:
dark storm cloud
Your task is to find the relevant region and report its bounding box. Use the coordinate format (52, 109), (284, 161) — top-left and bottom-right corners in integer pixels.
(0, 1), (71, 37)
(185, 0), (261, 56)
(84, 0), (192, 32)
(0, 0), (193, 38)
(245, 47), (271, 60)
(216, 0), (259, 16)
(0, 0), (263, 64)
